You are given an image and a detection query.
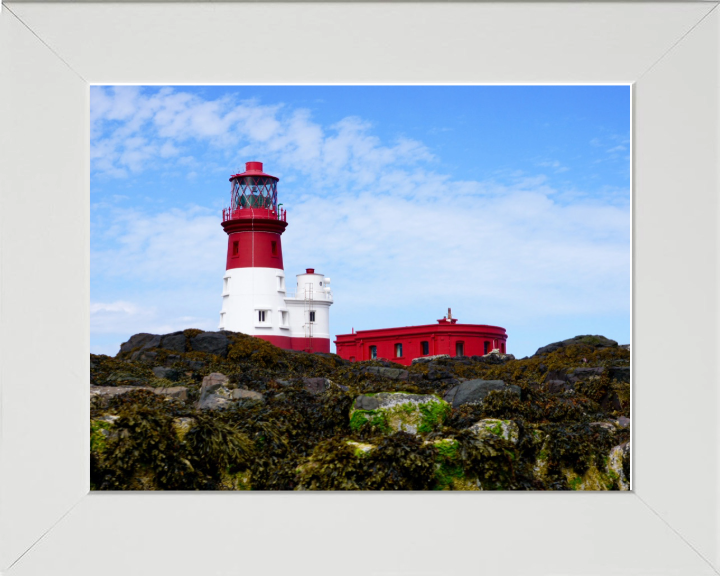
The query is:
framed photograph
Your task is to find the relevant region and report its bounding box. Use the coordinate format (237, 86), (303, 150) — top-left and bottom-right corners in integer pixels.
(1, 2), (718, 575)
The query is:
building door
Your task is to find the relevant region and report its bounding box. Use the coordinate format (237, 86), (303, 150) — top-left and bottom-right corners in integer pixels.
(455, 342), (464, 357)
(369, 345), (377, 359)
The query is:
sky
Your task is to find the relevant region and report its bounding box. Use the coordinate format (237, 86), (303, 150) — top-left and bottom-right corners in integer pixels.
(90, 85), (631, 359)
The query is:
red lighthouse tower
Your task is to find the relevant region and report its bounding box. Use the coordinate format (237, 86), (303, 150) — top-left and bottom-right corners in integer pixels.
(218, 161), (333, 352)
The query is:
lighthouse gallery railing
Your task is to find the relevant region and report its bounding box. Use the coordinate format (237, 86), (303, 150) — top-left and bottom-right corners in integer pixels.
(222, 207), (287, 223)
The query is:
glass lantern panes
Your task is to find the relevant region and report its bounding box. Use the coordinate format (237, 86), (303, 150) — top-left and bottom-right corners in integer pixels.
(231, 176), (278, 211)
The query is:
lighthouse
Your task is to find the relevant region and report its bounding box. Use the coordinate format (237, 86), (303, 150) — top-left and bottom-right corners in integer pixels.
(218, 161), (333, 353)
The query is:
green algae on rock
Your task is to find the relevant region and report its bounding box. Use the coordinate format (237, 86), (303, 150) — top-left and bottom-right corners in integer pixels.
(350, 392), (451, 434)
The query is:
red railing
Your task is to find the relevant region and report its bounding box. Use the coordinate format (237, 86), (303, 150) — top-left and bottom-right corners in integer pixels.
(222, 207), (287, 223)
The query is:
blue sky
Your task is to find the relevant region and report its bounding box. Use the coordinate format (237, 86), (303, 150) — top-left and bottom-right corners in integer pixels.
(91, 85), (630, 358)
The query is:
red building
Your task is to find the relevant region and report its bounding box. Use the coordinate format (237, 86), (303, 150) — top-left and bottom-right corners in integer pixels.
(334, 310), (508, 367)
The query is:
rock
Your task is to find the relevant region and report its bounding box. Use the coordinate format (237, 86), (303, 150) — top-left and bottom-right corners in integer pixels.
(411, 354), (450, 365)
(350, 392), (450, 435)
(200, 372), (229, 394)
(160, 354), (181, 367)
(564, 465), (618, 491)
(119, 333), (160, 355)
(198, 394), (232, 410)
(600, 391), (623, 413)
(424, 438), (476, 490)
(231, 388), (264, 402)
(426, 368), (453, 381)
(275, 379), (293, 387)
(154, 386), (187, 401)
(443, 379), (521, 409)
(534, 335), (618, 357)
(608, 366), (630, 383)
(620, 344), (630, 351)
(152, 366), (181, 381)
(346, 440), (375, 456)
(362, 366), (409, 380)
(160, 332), (186, 353)
(90, 385), (187, 403)
(589, 421), (616, 432)
(544, 369), (566, 383)
(131, 349), (158, 362)
(190, 331), (229, 357)
(607, 442), (630, 490)
(95, 414), (119, 424)
(303, 377), (332, 395)
(197, 373), (233, 410)
(469, 418), (520, 444)
(566, 366), (604, 384)
(615, 416), (630, 429)
(546, 380), (568, 394)
(477, 351), (515, 365)
(183, 359), (206, 370)
(105, 371), (148, 386)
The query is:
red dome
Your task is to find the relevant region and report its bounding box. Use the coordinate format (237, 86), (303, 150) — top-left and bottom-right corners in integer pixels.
(229, 161), (279, 181)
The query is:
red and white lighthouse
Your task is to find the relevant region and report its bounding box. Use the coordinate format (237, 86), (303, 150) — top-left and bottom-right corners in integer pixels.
(218, 161), (333, 353)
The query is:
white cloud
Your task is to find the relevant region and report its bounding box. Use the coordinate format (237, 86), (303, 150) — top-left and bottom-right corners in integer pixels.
(92, 205), (226, 283)
(91, 88), (433, 181)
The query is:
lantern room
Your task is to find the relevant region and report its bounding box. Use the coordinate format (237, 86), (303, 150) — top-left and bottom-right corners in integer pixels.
(222, 161), (286, 223)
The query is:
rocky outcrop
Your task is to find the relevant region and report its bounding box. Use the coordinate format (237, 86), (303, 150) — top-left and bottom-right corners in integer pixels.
(443, 379), (521, 408)
(119, 333), (160, 355)
(92, 331), (630, 491)
(190, 331), (230, 357)
(534, 335), (618, 357)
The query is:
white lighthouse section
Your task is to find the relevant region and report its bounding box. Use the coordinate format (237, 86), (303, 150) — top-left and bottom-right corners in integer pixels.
(219, 267), (289, 335)
(284, 271), (333, 343)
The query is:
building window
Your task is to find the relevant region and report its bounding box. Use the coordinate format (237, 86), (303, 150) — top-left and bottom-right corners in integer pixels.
(395, 343), (403, 358)
(271, 241), (277, 256)
(421, 341), (429, 355)
(369, 345), (377, 359)
(456, 342), (464, 357)
(223, 277), (229, 293)
(232, 241), (239, 256)
(280, 310), (288, 326)
(484, 341), (490, 354)
(258, 310), (266, 323)
(319, 282), (323, 286)
(277, 275), (285, 291)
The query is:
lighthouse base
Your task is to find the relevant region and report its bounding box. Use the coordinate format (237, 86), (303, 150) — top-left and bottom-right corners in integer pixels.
(255, 335), (331, 354)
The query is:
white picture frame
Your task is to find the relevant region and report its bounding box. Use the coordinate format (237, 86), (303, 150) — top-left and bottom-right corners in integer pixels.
(1, 2), (718, 575)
